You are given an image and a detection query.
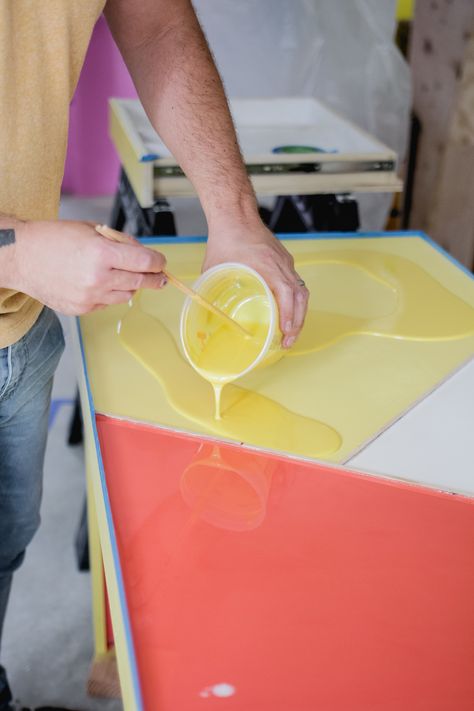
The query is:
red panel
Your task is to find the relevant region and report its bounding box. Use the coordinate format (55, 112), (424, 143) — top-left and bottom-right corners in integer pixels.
(96, 414), (474, 711)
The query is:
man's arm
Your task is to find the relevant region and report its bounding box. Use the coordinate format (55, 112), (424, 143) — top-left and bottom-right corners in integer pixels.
(104, 0), (308, 347)
(0, 215), (166, 315)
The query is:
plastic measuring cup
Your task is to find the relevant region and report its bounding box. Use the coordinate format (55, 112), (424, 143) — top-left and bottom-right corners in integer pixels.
(180, 262), (283, 417)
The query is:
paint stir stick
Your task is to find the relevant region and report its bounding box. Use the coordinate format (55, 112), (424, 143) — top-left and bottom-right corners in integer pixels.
(95, 224), (252, 338)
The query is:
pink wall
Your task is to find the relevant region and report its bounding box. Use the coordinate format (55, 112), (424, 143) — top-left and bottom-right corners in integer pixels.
(62, 15), (137, 196)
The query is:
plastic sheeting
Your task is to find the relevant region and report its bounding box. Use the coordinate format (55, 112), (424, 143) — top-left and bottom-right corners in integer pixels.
(192, 0), (411, 229)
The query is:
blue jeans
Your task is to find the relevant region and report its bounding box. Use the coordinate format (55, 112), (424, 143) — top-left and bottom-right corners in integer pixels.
(0, 307), (65, 708)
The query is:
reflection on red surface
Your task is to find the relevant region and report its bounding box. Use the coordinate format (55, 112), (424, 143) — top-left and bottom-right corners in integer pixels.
(96, 414), (474, 711)
(179, 443), (276, 532)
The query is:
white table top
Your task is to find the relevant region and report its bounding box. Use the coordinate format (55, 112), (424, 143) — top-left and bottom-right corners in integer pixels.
(349, 357), (474, 498)
(123, 97), (395, 163)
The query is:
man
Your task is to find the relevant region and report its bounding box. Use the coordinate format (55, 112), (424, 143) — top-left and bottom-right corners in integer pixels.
(0, 2), (308, 709)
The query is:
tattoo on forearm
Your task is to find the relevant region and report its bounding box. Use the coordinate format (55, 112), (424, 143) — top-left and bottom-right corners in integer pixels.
(0, 229), (15, 248)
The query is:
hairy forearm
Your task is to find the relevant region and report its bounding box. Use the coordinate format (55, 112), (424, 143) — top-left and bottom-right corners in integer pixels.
(105, 0), (259, 231)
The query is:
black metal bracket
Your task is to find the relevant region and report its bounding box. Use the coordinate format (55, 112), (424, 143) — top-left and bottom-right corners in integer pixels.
(262, 194), (360, 233)
(111, 168), (177, 236)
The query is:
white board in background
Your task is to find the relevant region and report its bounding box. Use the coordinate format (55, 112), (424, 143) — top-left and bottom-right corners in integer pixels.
(349, 358), (474, 498)
(127, 97), (395, 162)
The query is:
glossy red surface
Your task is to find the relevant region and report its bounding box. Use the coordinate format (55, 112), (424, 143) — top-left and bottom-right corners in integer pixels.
(96, 414), (474, 711)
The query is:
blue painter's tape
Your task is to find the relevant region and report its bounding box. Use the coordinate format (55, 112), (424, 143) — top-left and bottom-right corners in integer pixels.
(140, 153), (159, 162)
(48, 398), (74, 429)
(76, 320), (144, 711)
(136, 231), (473, 281)
(137, 235), (206, 244)
(418, 232), (474, 280)
(136, 230), (423, 246)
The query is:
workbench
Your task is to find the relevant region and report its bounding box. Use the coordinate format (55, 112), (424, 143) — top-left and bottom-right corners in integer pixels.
(108, 97), (402, 236)
(73, 231), (474, 711)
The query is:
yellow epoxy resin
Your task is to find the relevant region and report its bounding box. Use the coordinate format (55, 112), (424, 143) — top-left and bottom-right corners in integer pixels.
(180, 263), (283, 420)
(80, 236), (474, 462)
(117, 305), (341, 458)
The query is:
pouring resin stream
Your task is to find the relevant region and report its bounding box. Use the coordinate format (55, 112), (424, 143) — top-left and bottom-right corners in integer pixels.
(180, 263), (283, 420)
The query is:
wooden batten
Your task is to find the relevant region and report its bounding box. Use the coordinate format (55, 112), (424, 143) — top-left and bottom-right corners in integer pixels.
(410, 0), (474, 270)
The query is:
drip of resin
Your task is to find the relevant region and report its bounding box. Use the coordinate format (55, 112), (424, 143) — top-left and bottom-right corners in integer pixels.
(214, 384), (222, 421)
(182, 281), (275, 421)
(190, 318), (269, 420)
(118, 306), (342, 458)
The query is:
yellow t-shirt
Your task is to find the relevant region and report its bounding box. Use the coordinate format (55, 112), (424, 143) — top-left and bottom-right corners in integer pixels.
(0, 0), (106, 347)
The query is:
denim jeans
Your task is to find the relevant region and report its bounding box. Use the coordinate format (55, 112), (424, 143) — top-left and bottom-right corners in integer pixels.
(0, 307), (65, 708)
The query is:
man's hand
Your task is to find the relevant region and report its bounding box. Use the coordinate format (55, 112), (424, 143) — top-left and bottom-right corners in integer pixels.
(203, 220), (309, 349)
(6, 220), (167, 315)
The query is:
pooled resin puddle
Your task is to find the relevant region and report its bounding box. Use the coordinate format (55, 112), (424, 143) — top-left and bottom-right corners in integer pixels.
(141, 249), (474, 358)
(287, 250), (474, 355)
(118, 306), (342, 459)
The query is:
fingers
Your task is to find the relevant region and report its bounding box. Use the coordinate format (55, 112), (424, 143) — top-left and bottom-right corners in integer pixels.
(272, 274), (295, 347)
(203, 226), (309, 348)
(94, 269), (167, 311)
(105, 242), (167, 274)
(292, 282), (309, 336)
(263, 240), (308, 346)
(73, 291), (135, 314)
(98, 268), (167, 308)
(109, 269), (167, 292)
(100, 290), (136, 306)
(96, 226), (137, 245)
(272, 263), (309, 348)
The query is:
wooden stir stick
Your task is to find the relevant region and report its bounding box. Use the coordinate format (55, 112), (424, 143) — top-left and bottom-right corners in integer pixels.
(95, 224), (251, 337)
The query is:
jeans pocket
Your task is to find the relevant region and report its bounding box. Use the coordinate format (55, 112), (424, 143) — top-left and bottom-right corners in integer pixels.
(47, 311), (66, 366)
(0, 346), (12, 399)
(25, 308), (65, 364)
(0, 309), (65, 403)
